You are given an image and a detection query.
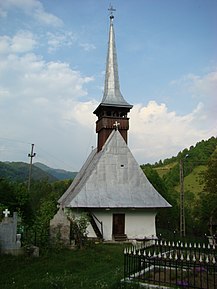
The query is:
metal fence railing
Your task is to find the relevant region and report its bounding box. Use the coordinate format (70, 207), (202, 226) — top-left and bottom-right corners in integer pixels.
(124, 240), (217, 289)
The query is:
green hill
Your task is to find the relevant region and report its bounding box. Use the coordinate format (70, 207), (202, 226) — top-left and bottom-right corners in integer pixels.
(0, 161), (77, 183)
(151, 136), (217, 190)
(174, 165), (207, 195)
(0, 161), (57, 182)
(150, 137), (217, 197)
(155, 163), (207, 195)
(34, 162), (77, 180)
(141, 136), (217, 234)
(154, 162), (177, 178)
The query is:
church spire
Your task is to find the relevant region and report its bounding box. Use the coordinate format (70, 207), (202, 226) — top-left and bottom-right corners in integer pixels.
(94, 6), (133, 152)
(101, 6), (132, 108)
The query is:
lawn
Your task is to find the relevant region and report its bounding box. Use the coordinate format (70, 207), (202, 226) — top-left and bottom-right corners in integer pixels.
(0, 243), (130, 289)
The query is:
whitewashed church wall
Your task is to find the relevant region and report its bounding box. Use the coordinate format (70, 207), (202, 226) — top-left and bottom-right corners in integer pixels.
(125, 210), (157, 239)
(89, 209), (157, 241)
(90, 211), (113, 241)
(68, 210), (112, 241)
(87, 223), (96, 238)
(69, 209), (157, 241)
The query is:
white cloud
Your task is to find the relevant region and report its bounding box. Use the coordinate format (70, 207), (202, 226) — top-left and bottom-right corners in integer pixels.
(47, 31), (76, 53)
(0, 47), (216, 169)
(0, 51), (94, 100)
(170, 70), (217, 119)
(0, 0), (63, 26)
(129, 100), (217, 164)
(0, 31), (37, 54)
(62, 100), (97, 127)
(0, 36), (10, 53)
(188, 71), (217, 117)
(0, 88), (10, 99)
(79, 43), (96, 52)
(0, 8), (7, 17)
(46, 33), (96, 53)
(0, 47), (96, 170)
(33, 5), (63, 27)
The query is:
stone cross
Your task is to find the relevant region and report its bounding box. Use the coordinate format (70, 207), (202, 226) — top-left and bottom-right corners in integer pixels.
(113, 121), (120, 130)
(3, 208), (10, 218)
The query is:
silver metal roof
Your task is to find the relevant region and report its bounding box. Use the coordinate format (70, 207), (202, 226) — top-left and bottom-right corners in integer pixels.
(58, 130), (171, 209)
(100, 17), (132, 108)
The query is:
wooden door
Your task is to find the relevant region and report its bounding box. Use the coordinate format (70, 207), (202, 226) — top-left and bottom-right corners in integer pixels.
(113, 214), (125, 235)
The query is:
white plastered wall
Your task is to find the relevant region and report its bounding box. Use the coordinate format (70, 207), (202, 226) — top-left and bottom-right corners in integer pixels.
(86, 209), (157, 241)
(67, 209), (112, 240)
(87, 210), (112, 240)
(125, 210), (157, 239)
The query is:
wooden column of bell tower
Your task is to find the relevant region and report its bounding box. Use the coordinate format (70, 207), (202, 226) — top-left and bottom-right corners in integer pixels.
(94, 105), (131, 151)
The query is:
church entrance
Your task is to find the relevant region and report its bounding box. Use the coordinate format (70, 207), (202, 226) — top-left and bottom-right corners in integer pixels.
(112, 213), (125, 235)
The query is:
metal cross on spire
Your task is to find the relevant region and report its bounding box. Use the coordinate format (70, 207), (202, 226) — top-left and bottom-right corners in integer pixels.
(108, 3), (116, 20)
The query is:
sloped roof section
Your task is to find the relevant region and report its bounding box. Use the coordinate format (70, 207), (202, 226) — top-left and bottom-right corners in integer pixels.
(59, 130), (171, 209)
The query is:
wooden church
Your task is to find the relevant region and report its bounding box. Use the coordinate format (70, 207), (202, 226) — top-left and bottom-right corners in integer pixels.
(51, 11), (171, 243)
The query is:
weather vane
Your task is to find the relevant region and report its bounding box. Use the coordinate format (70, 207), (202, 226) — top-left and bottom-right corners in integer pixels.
(108, 3), (116, 20)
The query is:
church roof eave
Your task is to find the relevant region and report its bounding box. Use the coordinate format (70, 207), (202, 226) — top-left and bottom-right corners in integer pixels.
(93, 102), (133, 115)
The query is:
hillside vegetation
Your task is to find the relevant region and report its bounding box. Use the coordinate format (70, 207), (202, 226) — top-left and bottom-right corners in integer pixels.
(0, 161), (57, 182)
(0, 161), (77, 183)
(149, 136), (217, 189)
(141, 136), (217, 235)
(34, 162), (77, 180)
(174, 165), (207, 194)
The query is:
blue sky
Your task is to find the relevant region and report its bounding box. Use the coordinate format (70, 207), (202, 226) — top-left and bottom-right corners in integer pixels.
(0, 0), (216, 171)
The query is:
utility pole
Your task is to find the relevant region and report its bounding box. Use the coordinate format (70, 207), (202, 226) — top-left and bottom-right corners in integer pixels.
(179, 159), (185, 238)
(28, 143), (36, 191)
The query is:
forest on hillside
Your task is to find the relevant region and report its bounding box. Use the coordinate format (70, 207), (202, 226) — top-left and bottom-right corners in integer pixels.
(0, 136), (217, 243)
(0, 161), (77, 182)
(141, 136), (217, 237)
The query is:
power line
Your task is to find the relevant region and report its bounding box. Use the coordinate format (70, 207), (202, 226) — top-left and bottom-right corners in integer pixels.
(0, 137), (77, 171)
(0, 136), (31, 145)
(35, 144), (78, 171)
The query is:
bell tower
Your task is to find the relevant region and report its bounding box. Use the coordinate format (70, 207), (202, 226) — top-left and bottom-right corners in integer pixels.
(93, 6), (133, 152)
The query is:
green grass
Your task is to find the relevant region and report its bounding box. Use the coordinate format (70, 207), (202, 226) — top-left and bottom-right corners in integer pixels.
(0, 243), (129, 289)
(183, 165), (206, 194)
(154, 162), (177, 178)
(174, 165), (206, 195)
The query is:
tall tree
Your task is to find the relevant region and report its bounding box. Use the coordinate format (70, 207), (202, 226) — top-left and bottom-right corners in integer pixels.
(202, 150), (217, 235)
(141, 165), (179, 231)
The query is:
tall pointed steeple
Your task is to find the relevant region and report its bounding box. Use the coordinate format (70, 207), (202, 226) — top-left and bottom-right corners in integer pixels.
(101, 12), (131, 107)
(94, 8), (133, 151)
